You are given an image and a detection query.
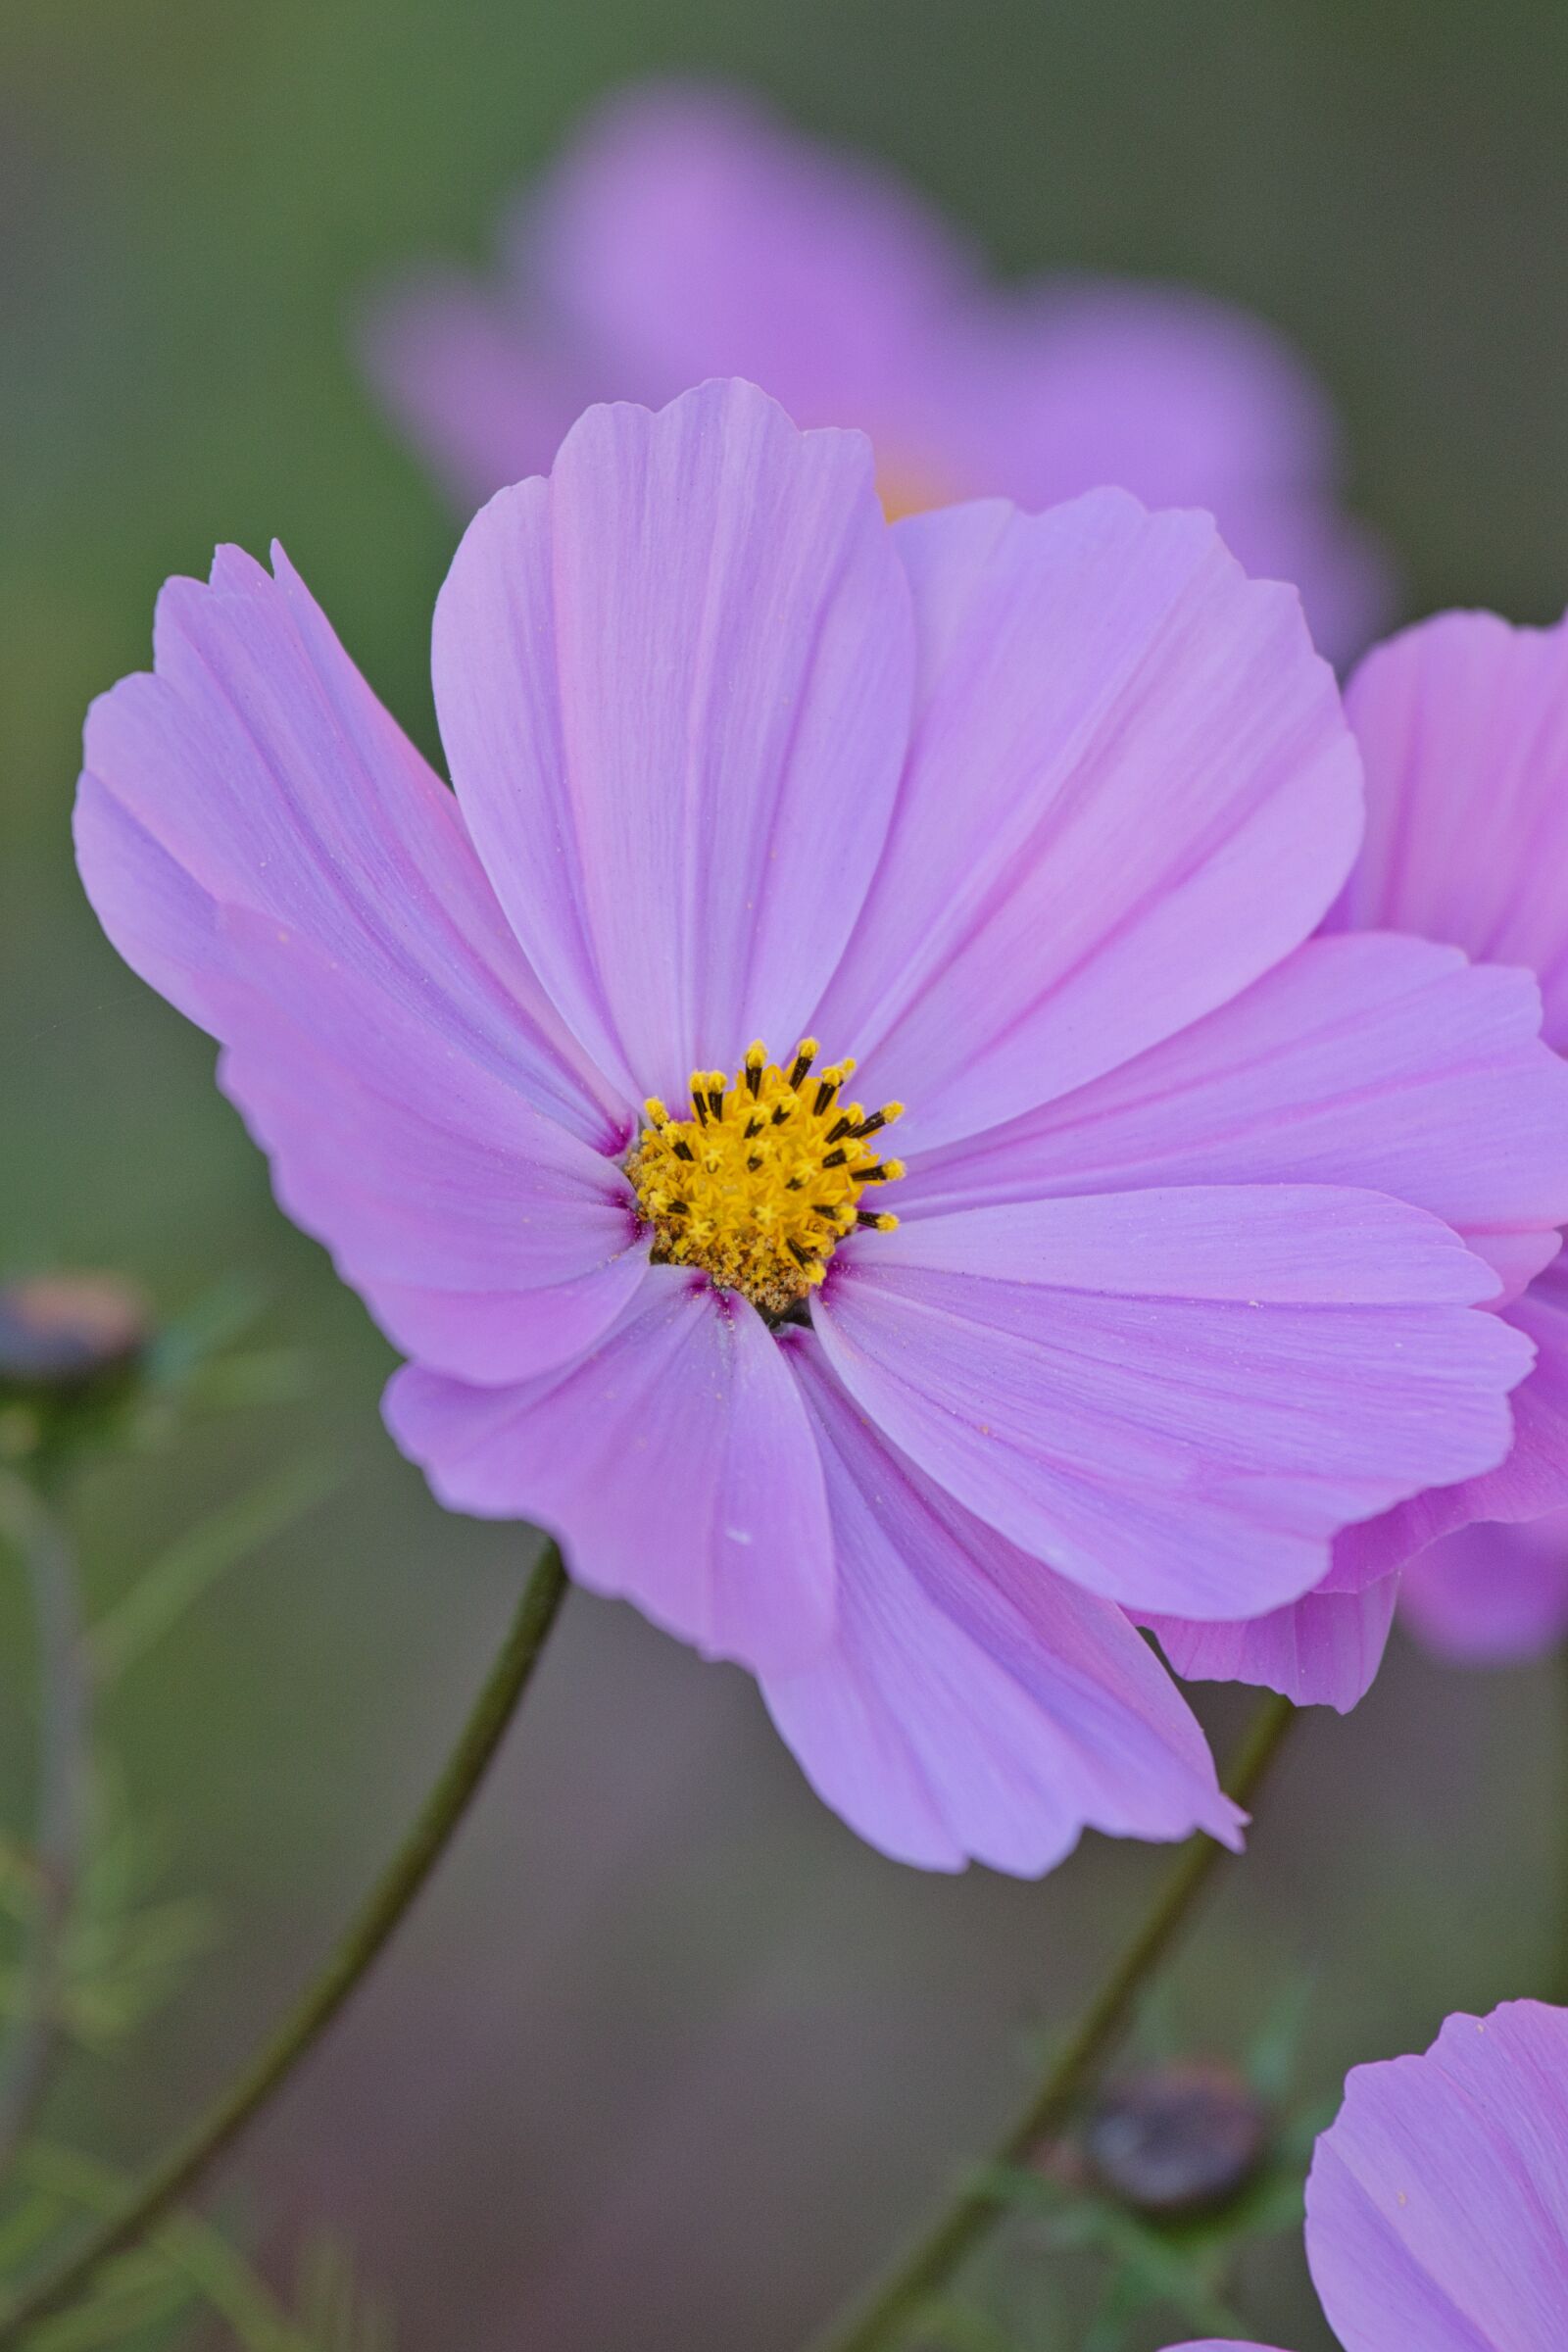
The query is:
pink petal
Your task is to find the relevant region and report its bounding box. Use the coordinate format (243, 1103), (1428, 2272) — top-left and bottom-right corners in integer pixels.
(211, 907), (644, 1383)
(75, 541), (617, 1148)
(760, 1337), (1241, 1873)
(1147, 1576), (1399, 1714)
(810, 494), (1361, 1151)
(1306, 2000), (1568, 2351)
(1399, 1513), (1568, 1666)
(899, 931), (1568, 1302)
(432, 379), (915, 1106)
(1333, 607), (1568, 1052)
(814, 1188), (1529, 1619)
(384, 1270), (834, 1675)
(1332, 1258), (1568, 1586)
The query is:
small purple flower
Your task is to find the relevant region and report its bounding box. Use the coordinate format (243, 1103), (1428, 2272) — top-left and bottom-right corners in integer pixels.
(1163, 1998), (1568, 2352)
(75, 379), (1561, 1872)
(362, 81), (1391, 662)
(1151, 609), (1568, 1706)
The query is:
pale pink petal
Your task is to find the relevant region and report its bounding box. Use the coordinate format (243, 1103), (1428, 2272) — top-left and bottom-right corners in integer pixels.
(1306, 2000), (1568, 2351)
(810, 494), (1361, 1151)
(760, 1337), (1242, 1873)
(433, 380), (915, 1105)
(75, 540), (617, 1148)
(1148, 1576), (1399, 1714)
(1331, 1258), (1568, 1587)
(211, 907), (643, 1383)
(1333, 607), (1568, 1051)
(814, 1189), (1528, 1619)
(898, 932), (1568, 1302)
(384, 1270), (834, 1674)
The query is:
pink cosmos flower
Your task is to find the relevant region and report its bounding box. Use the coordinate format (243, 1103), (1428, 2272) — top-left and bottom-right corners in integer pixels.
(1164, 1999), (1568, 2352)
(362, 81), (1391, 664)
(74, 378), (1563, 1873)
(1150, 609), (1568, 1706)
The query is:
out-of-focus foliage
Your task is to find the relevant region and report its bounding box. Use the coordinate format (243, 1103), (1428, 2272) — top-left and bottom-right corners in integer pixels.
(0, 1351), (373, 2347)
(6, 2146), (392, 2352)
(0, 1786), (212, 2057)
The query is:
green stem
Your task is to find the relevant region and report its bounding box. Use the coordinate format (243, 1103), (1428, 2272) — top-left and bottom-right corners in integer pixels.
(0, 1540), (569, 2344)
(805, 1690), (1298, 2352)
(0, 1473), (91, 2174)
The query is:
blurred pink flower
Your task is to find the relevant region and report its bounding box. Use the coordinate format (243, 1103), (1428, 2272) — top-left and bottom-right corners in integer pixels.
(76, 382), (1558, 1870)
(362, 81), (1392, 662)
(1164, 1999), (1568, 2352)
(1150, 608), (1568, 1705)
(1399, 1508), (1568, 1664)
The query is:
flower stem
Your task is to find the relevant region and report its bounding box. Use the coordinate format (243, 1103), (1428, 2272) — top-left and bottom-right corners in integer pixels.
(805, 1689), (1298, 2352)
(0, 1472), (91, 2175)
(0, 1539), (569, 2344)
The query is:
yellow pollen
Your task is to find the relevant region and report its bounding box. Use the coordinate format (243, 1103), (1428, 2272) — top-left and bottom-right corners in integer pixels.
(627, 1039), (905, 1313)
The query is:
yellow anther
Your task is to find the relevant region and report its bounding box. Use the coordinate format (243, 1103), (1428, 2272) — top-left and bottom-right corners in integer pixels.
(626, 1039), (906, 1313)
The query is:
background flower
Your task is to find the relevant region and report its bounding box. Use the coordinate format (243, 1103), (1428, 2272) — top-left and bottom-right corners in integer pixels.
(362, 80), (1393, 662)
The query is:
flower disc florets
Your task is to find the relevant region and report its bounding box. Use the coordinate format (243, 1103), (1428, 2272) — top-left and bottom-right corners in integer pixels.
(628, 1039), (904, 1312)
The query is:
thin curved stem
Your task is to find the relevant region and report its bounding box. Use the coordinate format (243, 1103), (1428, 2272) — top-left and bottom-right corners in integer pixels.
(0, 1472), (91, 2173)
(0, 1541), (569, 2344)
(806, 1690), (1298, 2352)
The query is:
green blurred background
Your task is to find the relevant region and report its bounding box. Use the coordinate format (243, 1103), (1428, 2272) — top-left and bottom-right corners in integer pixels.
(3, 3), (1567, 2345)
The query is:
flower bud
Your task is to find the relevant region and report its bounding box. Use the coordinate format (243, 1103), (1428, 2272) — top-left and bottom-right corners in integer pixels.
(1083, 2060), (1268, 2217)
(0, 1273), (150, 1394)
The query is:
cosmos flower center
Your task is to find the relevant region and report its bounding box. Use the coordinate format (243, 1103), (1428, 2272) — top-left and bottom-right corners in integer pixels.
(627, 1039), (906, 1314)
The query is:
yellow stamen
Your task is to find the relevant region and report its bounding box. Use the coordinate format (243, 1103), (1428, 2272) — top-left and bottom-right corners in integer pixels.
(627, 1039), (905, 1313)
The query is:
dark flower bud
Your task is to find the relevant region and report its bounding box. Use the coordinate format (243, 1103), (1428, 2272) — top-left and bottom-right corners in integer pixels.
(0, 1273), (150, 1394)
(1082, 2060), (1269, 2217)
